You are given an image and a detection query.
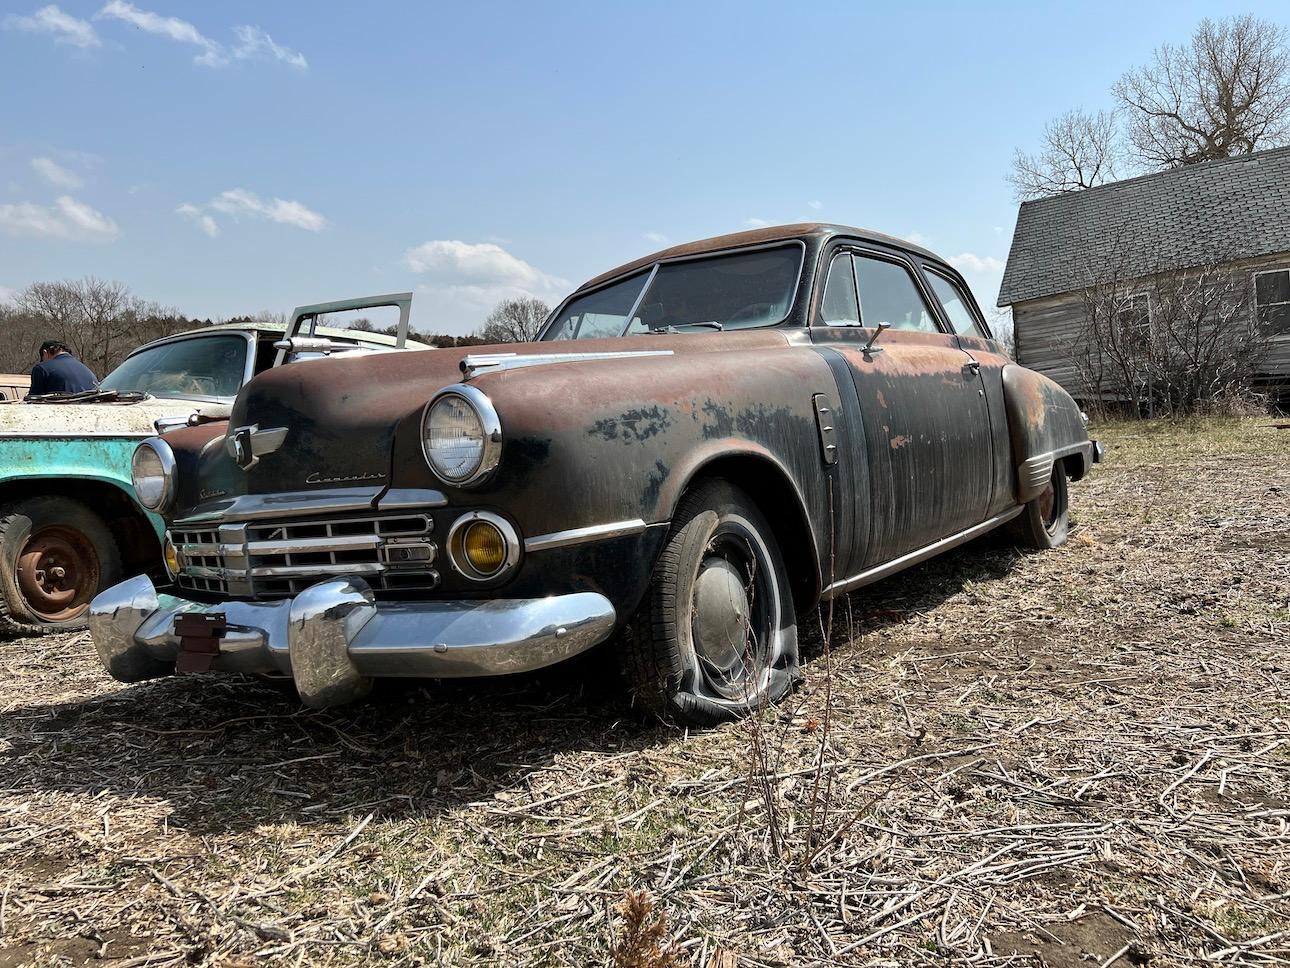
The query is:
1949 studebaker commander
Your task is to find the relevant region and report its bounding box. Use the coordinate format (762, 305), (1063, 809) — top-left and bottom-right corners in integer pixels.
(89, 224), (1101, 724)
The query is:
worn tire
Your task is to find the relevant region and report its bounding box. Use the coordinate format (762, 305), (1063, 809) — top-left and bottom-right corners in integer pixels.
(0, 496), (123, 634)
(1011, 463), (1070, 550)
(621, 479), (799, 726)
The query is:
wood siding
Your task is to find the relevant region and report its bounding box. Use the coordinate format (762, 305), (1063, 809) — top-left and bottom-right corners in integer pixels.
(1011, 253), (1290, 400)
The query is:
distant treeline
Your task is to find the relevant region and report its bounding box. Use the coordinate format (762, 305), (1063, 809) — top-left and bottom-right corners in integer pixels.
(0, 278), (516, 379)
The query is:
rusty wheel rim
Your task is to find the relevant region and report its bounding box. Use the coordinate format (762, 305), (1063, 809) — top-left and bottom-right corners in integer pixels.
(15, 526), (100, 622)
(1037, 482), (1057, 531)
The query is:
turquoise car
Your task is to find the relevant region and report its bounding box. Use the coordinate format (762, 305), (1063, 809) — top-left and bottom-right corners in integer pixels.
(0, 293), (422, 633)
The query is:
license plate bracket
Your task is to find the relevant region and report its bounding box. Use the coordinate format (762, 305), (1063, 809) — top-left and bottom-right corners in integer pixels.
(174, 612), (227, 674)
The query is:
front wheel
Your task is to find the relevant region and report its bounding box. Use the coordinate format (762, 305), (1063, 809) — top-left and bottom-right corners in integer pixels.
(1011, 463), (1070, 550)
(622, 479), (799, 726)
(0, 496), (123, 633)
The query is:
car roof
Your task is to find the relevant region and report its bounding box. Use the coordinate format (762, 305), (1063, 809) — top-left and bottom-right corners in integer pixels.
(577, 223), (945, 292)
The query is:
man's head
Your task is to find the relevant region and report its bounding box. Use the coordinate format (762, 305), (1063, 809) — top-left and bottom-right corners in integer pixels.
(38, 340), (70, 362)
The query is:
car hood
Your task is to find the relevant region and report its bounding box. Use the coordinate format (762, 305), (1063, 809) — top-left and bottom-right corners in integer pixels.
(223, 335), (788, 500)
(0, 396), (226, 438)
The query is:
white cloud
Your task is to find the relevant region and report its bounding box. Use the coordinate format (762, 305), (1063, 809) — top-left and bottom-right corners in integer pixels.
(949, 252), (1005, 274)
(744, 217), (772, 229)
(0, 195), (118, 241)
(231, 25), (306, 69)
(402, 240), (565, 291)
(807, 200), (823, 211)
(30, 156), (82, 189)
(0, 285), (17, 305)
(642, 231), (669, 245)
(178, 188), (327, 234)
(97, 0), (225, 65)
(402, 240), (568, 335)
(176, 202), (218, 237)
(5, 4), (100, 48)
(902, 230), (932, 248)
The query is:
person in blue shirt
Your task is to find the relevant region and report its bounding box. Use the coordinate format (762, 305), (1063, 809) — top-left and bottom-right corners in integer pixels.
(29, 340), (99, 396)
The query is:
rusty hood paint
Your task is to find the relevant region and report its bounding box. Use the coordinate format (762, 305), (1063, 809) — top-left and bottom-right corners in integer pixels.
(222, 333), (793, 501)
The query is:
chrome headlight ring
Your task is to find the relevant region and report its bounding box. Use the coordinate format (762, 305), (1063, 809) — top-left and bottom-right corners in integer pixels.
(420, 383), (503, 487)
(131, 437), (177, 513)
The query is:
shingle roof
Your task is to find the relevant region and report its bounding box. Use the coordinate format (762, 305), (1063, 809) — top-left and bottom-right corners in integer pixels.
(998, 145), (1290, 306)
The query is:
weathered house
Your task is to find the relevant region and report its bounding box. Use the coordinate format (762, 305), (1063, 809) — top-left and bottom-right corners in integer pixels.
(999, 146), (1290, 402)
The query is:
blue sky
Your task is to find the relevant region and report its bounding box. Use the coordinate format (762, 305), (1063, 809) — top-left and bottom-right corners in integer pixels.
(2, 0), (1285, 335)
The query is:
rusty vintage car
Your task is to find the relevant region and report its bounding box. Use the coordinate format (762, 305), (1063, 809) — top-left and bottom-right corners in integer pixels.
(88, 225), (1101, 724)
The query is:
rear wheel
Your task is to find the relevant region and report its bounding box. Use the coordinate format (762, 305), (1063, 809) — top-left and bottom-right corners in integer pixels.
(0, 497), (122, 633)
(1011, 463), (1070, 550)
(622, 479), (799, 726)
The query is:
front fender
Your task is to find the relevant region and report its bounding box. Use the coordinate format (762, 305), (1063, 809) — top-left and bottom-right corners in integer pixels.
(1001, 365), (1093, 503)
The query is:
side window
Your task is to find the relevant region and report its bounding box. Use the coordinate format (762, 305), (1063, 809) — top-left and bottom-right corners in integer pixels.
(819, 253), (859, 325)
(925, 271), (986, 337)
(854, 256), (939, 332)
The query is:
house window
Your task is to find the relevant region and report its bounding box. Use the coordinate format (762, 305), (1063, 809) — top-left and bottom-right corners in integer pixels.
(1254, 268), (1290, 337)
(1116, 293), (1152, 350)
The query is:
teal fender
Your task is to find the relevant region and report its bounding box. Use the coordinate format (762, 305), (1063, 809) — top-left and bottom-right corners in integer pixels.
(1000, 366), (1094, 504)
(0, 436), (165, 539)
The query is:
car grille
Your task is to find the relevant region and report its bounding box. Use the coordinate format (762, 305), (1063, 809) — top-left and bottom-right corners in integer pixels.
(172, 512), (439, 600)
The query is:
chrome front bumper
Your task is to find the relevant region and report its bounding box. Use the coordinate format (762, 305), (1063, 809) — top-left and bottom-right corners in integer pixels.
(88, 574), (617, 708)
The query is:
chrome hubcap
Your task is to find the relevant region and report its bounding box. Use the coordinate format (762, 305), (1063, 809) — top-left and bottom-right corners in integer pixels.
(693, 558), (751, 675)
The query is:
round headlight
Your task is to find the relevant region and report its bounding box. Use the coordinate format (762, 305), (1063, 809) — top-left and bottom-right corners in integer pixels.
(421, 385), (502, 486)
(131, 438), (176, 512)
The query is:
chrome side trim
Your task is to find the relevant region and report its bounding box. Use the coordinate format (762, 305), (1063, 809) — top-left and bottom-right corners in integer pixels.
(175, 486), (391, 525)
(377, 488), (449, 511)
(460, 350), (674, 381)
(524, 519), (648, 553)
(1018, 442), (1093, 502)
(822, 508), (1024, 598)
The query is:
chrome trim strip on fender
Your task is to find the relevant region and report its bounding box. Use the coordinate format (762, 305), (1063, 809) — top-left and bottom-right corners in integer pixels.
(821, 507), (1025, 598)
(176, 486), (444, 526)
(523, 519), (649, 553)
(460, 351), (674, 381)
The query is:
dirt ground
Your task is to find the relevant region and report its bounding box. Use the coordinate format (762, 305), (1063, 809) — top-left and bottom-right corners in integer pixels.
(1, 417), (1286, 967)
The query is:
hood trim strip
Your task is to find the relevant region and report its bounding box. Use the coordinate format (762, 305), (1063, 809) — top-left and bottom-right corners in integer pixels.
(460, 350), (674, 381)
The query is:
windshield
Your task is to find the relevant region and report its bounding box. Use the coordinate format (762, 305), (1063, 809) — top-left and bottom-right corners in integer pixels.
(99, 334), (250, 401)
(542, 244), (802, 340)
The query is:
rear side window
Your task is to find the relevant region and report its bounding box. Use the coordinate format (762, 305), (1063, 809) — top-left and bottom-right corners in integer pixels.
(924, 270), (986, 337)
(854, 256), (938, 332)
(819, 253), (860, 325)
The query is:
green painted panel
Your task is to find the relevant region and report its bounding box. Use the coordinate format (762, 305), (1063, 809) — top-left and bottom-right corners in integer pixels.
(0, 436), (165, 538)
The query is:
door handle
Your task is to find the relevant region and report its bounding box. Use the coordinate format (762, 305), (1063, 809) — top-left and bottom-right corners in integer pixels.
(963, 359), (981, 376)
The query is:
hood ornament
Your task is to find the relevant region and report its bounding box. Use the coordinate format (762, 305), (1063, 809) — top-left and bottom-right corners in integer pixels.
(227, 424), (288, 469)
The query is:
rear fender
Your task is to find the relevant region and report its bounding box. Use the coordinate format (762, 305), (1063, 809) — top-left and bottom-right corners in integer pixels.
(1001, 365), (1092, 504)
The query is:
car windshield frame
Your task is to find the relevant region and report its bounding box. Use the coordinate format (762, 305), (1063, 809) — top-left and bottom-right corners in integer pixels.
(97, 331), (257, 403)
(539, 240), (807, 341)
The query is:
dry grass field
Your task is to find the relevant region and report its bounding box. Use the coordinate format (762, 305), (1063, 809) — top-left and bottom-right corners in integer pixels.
(1, 417), (1287, 967)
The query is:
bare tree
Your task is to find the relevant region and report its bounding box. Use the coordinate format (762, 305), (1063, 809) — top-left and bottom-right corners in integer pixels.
(1010, 109), (1123, 200)
(1114, 15), (1290, 168)
(6, 278), (188, 377)
(478, 296), (551, 344)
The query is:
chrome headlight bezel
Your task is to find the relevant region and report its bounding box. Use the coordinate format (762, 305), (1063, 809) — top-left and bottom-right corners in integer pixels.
(420, 383), (502, 487)
(131, 437), (177, 512)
